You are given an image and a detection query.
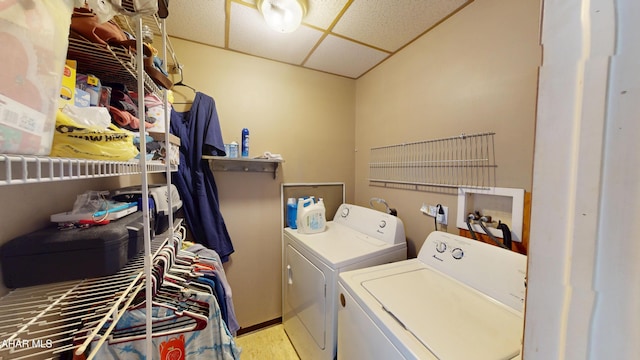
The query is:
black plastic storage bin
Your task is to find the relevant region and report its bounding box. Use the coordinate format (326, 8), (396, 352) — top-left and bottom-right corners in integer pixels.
(1, 212), (146, 288)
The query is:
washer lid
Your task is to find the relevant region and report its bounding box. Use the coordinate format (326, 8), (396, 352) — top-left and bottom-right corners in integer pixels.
(362, 267), (523, 360)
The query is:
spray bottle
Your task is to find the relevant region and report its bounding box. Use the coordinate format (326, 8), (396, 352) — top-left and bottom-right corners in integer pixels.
(241, 128), (249, 157)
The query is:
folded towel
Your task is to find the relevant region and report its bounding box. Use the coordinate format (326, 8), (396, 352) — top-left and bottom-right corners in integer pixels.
(254, 151), (283, 160)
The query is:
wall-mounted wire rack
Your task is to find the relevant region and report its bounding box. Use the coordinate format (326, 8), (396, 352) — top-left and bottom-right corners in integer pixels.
(369, 132), (497, 189)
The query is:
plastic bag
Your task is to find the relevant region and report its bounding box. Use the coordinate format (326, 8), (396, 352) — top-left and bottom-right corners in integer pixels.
(50, 109), (139, 161)
(71, 190), (109, 214)
(61, 104), (111, 129)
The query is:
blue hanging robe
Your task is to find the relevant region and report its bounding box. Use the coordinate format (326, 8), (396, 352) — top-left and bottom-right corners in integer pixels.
(170, 92), (234, 262)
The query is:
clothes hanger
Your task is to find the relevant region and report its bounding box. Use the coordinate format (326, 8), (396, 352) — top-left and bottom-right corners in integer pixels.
(108, 292), (209, 343)
(151, 253), (200, 291)
(157, 243), (192, 273)
(125, 242), (212, 311)
(172, 64), (197, 94)
(99, 242), (217, 344)
(161, 240), (180, 264)
(116, 274), (210, 333)
(162, 240), (197, 267)
(158, 248), (196, 275)
(152, 256), (187, 292)
(153, 249), (211, 294)
(176, 247), (198, 264)
(174, 81), (196, 93)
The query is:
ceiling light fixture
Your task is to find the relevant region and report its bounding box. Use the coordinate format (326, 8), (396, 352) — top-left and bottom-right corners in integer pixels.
(257, 0), (308, 33)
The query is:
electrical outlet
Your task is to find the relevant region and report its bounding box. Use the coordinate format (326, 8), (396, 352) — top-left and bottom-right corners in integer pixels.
(428, 205), (438, 217)
(421, 204), (448, 225)
(437, 205), (448, 225)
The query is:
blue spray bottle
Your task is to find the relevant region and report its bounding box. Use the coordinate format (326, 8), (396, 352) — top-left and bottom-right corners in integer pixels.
(241, 128), (250, 157)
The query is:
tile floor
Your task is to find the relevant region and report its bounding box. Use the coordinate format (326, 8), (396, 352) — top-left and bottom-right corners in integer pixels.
(235, 324), (300, 359)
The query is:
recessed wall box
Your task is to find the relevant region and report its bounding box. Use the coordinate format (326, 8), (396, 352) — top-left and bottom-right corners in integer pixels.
(457, 187), (525, 242)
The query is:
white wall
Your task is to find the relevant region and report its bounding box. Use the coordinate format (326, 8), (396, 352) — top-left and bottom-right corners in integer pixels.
(524, 0), (640, 358)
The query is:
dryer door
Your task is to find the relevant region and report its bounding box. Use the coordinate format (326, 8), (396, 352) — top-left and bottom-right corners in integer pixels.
(284, 244), (326, 350)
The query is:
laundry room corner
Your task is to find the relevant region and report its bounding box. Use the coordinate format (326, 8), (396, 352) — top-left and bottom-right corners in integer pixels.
(352, 0), (541, 257)
(167, 38), (357, 329)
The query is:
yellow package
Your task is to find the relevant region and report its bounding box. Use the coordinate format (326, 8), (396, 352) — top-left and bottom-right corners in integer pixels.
(50, 110), (139, 161)
(58, 60), (77, 109)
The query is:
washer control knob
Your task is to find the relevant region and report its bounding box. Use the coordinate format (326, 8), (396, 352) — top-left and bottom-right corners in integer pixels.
(452, 248), (464, 260)
(341, 207), (350, 218)
(379, 220), (387, 228)
(436, 242), (447, 253)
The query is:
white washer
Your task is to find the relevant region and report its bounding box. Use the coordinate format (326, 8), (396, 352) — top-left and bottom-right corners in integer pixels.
(283, 203), (407, 360)
(338, 231), (527, 360)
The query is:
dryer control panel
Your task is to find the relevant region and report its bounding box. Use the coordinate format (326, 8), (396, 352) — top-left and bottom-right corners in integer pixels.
(333, 204), (406, 245)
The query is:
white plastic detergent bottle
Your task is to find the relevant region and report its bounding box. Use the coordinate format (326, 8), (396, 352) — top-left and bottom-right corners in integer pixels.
(296, 197), (313, 230)
(296, 197), (326, 234)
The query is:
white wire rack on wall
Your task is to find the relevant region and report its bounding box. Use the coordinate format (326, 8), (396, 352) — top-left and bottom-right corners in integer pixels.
(369, 132), (497, 189)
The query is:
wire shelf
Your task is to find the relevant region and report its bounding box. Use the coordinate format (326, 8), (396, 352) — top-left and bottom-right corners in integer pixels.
(113, 13), (179, 69)
(369, 132), (497, 189)
(0, 155), (174, 186)
(0, 221), (181, 360)
(66, 37), (160, 95)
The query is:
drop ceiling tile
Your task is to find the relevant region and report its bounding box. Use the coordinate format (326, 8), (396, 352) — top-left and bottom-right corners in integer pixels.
(332, 0), (468, 52)
(304, 0), (350, 29)
(162, 0), (471, 78)
(166, 0), (225, 47)
(229, 2), (323, 65)
(304, 34), (389, 78)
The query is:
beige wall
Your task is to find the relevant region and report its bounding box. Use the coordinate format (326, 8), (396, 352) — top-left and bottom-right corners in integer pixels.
(169, 38), (356, 187)
(168, 38), (356, 329)
(354, 0), (542, 257)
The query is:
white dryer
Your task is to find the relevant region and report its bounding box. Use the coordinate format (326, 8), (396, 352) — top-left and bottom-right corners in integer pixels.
(283, 203), (407, 360)
(338, 231), (527, 360)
